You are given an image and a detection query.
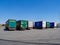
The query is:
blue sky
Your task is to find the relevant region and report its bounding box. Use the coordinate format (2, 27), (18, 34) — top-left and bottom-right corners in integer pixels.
(0, 0), (60, 24)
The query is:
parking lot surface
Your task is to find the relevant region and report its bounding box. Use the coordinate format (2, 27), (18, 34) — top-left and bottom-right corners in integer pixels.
(0, 26), (60, 45)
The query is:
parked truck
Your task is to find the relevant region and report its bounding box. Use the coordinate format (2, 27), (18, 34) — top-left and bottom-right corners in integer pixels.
(34, 21), (46, 29)
(46, 22), (50, 28)
(50, 22), (54, 28)
(5, 19), (16, 31)
(28, 21), (33, 30)
(16, 20), (28, 30)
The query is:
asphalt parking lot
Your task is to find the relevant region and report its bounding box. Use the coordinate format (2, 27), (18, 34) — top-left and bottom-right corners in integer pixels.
(0, 26), (60, 45)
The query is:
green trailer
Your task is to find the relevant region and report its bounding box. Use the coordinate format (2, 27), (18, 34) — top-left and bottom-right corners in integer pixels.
(46, 22), (50, 28)
(5, 19), (16, 31)
(16, 20), (28, 30)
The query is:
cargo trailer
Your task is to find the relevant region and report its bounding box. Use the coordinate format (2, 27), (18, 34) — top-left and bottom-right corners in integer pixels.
(28, 21), (33, 29)
(35, 21), (42, 29)
(34, 21), (46, 29)
(46, 22), (50, 28)
(56, 23), (60, 28)
(54, 22), (58, 28)
(5, 19), (16, 31)
(50, 22), (54, 28)
(42, 21), (46, 29)
(16, 20), (28, 30)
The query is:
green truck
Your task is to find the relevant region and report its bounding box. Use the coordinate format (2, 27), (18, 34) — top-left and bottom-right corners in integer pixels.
(5, 19), (16, 31)
(16, 20), (28, 30)
(46, 22), (50, 28)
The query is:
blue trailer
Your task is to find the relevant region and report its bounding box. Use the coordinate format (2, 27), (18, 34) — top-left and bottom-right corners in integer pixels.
(34, 21), (43, 29)
(50, 22), (54, 28)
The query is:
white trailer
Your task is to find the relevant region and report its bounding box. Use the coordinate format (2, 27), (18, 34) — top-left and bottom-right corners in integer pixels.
(54, 22), (58, 28)
(56, 23), (60, 28)
(28, 21), (33, 29)
(42, 21), (46, 29)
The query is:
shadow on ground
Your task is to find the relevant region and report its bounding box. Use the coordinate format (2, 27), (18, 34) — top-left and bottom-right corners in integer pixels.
(0, 39), (60, 45)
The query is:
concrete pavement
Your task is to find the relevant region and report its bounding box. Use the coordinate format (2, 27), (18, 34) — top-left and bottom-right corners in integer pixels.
(0, 26), (60, 45)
